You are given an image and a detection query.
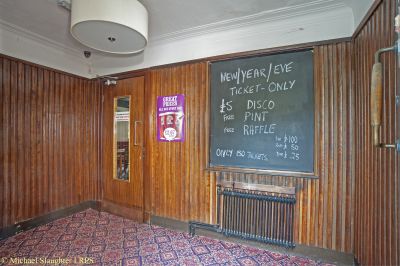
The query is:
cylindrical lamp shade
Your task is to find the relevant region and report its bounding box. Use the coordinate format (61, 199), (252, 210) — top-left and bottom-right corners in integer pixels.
(70, 0), (148, 54)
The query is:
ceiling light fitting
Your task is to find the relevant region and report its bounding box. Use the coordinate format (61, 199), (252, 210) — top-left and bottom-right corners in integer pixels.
(70, 0), (148, 54)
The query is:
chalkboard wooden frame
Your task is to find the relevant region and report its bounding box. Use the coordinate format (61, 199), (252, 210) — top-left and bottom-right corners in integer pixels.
(207, 49), (318, 178)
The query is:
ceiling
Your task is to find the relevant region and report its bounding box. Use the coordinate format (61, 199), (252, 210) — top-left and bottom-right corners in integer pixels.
(0, 0), (374, 77)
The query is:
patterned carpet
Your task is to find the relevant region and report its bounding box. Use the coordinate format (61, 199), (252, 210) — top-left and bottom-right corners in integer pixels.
(0, 209), (333, 265)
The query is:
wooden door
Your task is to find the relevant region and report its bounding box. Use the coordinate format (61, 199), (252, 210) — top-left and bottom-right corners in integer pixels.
(102, 77), (145, 215)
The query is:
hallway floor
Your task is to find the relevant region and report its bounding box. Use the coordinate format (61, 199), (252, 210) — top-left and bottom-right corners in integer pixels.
(0, 209), (334, 265)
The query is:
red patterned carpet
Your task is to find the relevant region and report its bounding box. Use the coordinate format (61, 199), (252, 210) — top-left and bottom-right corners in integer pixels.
(0, 209), (334, 265)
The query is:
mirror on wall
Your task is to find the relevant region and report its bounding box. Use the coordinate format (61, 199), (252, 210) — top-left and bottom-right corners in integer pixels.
(113, 96), (131, 181)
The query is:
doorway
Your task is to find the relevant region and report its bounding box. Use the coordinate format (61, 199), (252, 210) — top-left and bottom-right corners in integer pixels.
(102, 76), (145, 219)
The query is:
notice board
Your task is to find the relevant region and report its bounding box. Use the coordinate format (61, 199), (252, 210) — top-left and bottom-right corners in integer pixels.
(209, 50), (314, 174)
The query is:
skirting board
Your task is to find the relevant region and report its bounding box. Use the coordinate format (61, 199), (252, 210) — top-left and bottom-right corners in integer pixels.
(0, 200), (143, 241)
(0, 201), (101, 240)
(150, 215), (355, 265)
(0, 204), (356, 265)
(100, 200), (144, 223)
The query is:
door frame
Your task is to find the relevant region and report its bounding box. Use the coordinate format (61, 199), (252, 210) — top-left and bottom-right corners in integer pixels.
(100, 75), (146, 222)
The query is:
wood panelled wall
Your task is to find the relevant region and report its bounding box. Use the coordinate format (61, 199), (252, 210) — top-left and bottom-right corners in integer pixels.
(145, 42), (354, 253)
(2, 1), (398, 262)
(0, 55), (102, 229)
(145, 63), (210, 222)
(353, 0), (399, 265)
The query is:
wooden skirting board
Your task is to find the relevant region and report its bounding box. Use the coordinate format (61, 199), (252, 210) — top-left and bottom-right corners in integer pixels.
(0, 201), (100, 240)
(150, 215), (355, 266)
(0, 201), (355, 265)
(0, 200), (145, 240)
(100, 200), (144, 223)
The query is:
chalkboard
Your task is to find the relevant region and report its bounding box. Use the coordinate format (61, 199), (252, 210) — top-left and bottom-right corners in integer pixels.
(210, 50), (314, 173)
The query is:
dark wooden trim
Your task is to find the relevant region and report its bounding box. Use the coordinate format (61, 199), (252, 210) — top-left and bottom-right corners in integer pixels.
(0, 53), (90, 80)
(206, 167), (318, 179)
(206, 48), (319, 180)
(99, 70), (148, 81)
(150, 215), (355, 265)
(97, 78), (104, 206)
(218, 180), (295, 195)
(0, 201), (100, 240)
(143, 71), (152, 224)
(100, 200), (144, 222)
(352, 0), (383, 39)
(150, 215), (188, 231)
(202, 40), (341, 64)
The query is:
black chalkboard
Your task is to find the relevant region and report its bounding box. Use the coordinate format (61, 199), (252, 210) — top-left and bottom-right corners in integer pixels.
(210, 50), (314, 173)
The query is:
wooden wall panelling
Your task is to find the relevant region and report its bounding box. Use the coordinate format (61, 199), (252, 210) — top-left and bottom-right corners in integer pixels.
(0, 57), (4, 226)
(353, 0), (399, 264)
(1, 38), (356, 255)
(0, 55), (101, 229)
(143, 71), (152, 221)
(145, 43), (353, 253)
(224, 43), (354, 253)
(0, 2), (397, 261)
(0, 59), (5, 218)
(146, 63), (210, 222)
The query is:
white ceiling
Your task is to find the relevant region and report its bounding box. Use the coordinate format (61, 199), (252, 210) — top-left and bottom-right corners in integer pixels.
(0, 0), (374, 77)
(145, 0), (331, 37)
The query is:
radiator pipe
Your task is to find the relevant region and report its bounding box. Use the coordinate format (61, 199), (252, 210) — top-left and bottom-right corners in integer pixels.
(216, 185), (221, 225)
(225, 191), (230, 234)
(238, 194), (242, 236)
(221, 189), (226, 231)
(290, 202), (295, 243)
(256, 197), (260, 237)
(233, 193), (237, 234)
(266, 199), (269, 240)
(242, 195), (246, 236)
(190, 188), (296, 248)
(283, 203), (288, 242)
(280, 200), (284, 242)
(273, 200), (277, 241)
(251, 197), (255, 236)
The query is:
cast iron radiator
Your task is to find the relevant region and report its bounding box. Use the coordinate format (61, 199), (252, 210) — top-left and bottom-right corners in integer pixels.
(189, 181), (296, 248)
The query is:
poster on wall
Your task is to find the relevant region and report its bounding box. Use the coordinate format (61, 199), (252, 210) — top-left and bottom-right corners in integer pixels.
(157, 94), (185, 142)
